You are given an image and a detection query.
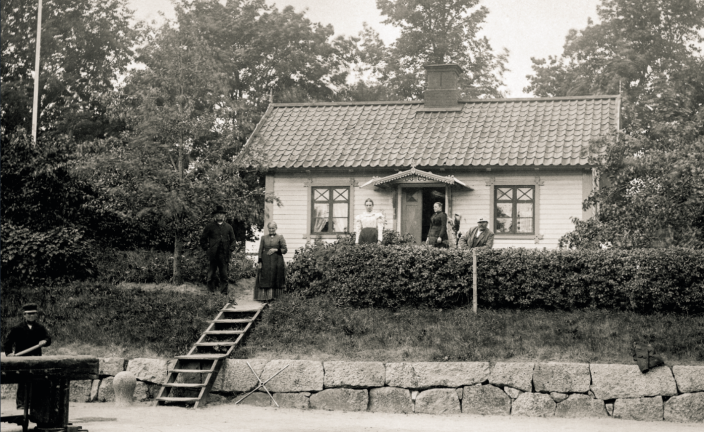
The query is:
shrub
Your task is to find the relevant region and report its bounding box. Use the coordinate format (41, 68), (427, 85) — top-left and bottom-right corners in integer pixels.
(286, 243), (704, 313)
(1, 222), (97, 285)
(95, 248), (256, 285)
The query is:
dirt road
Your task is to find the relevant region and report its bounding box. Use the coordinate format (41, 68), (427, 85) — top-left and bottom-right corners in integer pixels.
(2, 402), (702, 432)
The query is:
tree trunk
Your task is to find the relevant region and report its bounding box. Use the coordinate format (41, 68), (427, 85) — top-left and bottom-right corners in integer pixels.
(172, 234), (183, 285)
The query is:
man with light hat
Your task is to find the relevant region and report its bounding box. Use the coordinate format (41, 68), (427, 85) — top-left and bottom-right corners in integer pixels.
(3, 303), (52, 409)
(459, 218), (494, 249)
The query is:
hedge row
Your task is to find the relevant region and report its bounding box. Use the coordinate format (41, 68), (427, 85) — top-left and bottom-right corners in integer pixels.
(286, 242), (704, 313)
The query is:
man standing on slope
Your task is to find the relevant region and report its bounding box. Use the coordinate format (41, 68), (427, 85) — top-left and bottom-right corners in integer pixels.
(200, 205), (237, 298)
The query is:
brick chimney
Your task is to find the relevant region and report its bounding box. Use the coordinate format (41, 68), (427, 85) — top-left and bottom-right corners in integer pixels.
(423, 64), (463, 109)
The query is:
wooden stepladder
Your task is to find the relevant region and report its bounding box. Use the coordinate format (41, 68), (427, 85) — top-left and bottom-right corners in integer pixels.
(155, 302), (266, 408)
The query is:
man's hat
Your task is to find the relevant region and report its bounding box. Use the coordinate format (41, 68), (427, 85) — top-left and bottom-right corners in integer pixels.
(212, 205), (226, 215)
(478, 218), (488, 223)
(22, 303), (38, 312)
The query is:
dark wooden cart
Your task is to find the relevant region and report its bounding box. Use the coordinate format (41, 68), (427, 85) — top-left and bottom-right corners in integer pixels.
(1, 355), (98, 432)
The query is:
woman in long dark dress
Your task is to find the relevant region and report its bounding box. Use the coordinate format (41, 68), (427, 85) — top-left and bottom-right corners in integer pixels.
(426, 202), (448, 248)
(254, 221), (287, 301)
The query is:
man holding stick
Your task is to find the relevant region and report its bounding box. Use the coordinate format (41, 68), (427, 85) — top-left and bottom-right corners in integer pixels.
(3, 303), (52, 409)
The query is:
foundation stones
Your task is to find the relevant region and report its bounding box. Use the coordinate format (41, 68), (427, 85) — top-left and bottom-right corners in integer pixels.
(69, 380), (93, 402)
(414, 388), (461, 414)
(323, 361), (385, 388)
(664, 392), (704, 423)
(385, 362), (490, 389)
(613, 396), (664, 421)
(99, 358), (126, 377)
(549, 392), (569, 403)
(605, 402), (614, 416)
(368, 387), (413, 414)
(125, 358), (175, 385)
(97, 377), (114, 402)
(309, 388), (368, 412)
(272, 392), (310, 410)
(555, 394), (607, 418)
(672, 366), (704, 394)
(461, 384), (511, 416)
(590, 365), (677, 400)
(259, 360), (324, 393)
(503, 387), (523, 399)
(489, 362), (534, 392)
(212, 359), (268, 393)
(237, 392), (271, 407)
(533, 362), (590, 393)
(512, 392), (556, 417)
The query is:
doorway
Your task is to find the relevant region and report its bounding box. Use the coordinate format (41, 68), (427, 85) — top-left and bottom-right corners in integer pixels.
(401, 186), (446, 243)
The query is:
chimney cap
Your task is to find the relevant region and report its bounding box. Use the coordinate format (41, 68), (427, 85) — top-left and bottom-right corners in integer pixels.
(423, 64), (464, 75)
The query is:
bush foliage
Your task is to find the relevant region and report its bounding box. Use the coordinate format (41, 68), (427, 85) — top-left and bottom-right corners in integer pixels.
(1, 222), (97, 285)
(286, 242), (704, 313)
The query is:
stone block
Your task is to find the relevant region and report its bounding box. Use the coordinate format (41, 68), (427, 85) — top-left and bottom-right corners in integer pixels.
(605, 402), (614, 416)
(69, 380), (93, 402)
(664, 392), (704, 423)
(97, 377), (114, 402)
(672, 366), (704, 394)
(259, 360), (323, 393)
(2, 384), (18, 400)
(462, 384), (511, 416)
(385, 362), (490, 390)
(512, 393), (556, 417)
(504, 387), (522, 399)
(456, 387), (463, 400)
(134, 380), (157, 401)
(237, 392), (271, 407)
(205, 393), (228, 405)
(613, 396), (663, 421)
(309, 388), (368, 412)
(99, 358), (126, 376)
(323, 361), (385, 388)
(415, 388), (461, 414)
(590, 365), (677, 400)
(533, 362), (590, 393)
(90, 379), (100, 402)
(368, 387), (413, 414)
(489, 362), (534, 392)
(126, 358), (175, 385)
(550, 392), (569, 403)
(272, 392), (309, 410)
(212, 359), (268, 392)
(555, 394), (607, 418)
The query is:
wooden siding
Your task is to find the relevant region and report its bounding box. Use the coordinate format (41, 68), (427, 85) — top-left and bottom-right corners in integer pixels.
(270, 170), (585, 259)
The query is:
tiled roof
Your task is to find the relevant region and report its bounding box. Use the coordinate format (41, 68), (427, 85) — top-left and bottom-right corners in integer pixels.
(244, 95), (619, 169)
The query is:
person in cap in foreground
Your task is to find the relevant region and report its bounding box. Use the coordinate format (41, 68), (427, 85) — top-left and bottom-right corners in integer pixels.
(3, 303), (52, 409)
(200, 204), (237, 299)
(459, 218), (494, 249)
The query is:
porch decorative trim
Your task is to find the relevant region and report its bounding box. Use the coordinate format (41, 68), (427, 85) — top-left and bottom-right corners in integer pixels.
(360, 167), (471, 189)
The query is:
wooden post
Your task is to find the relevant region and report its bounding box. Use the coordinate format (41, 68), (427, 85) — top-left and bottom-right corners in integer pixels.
(472, 248), (478, 314)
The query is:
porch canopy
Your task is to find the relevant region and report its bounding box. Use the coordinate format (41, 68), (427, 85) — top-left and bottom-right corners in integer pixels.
(360, 167), (472, 190)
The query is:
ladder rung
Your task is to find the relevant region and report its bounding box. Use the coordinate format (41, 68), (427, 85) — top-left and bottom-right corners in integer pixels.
(176, 354), (227, 360)
(196, 341), (238, 346)
(222, 307), (262, 313)
(204, 330), (245, 335)
(210, 319), (252, 324)
(163, 383), (206, 388)
(170, 369), (214, 374)
(157, 397), (200, 402)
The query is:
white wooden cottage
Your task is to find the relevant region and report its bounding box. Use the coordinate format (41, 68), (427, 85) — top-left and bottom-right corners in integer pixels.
(240, 64), (619, 258)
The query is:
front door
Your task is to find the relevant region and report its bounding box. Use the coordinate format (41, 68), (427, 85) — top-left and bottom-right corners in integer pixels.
(401, 188), (422, 243)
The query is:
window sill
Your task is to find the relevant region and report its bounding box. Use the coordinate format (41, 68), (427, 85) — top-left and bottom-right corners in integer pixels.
(304, 234), (351, 239)
(494, 234), (537, 240)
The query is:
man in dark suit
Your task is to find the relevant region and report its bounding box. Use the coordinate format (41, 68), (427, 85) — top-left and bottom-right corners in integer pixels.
(3, 303), (52, 409)
(459, 218), (494, 249)
(200, 205), (236, 295)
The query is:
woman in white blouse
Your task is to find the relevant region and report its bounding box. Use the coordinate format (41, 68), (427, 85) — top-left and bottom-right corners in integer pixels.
(355, 198), (384, 244)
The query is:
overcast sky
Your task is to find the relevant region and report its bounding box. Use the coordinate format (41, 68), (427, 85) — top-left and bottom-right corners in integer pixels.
(128, 0), (602, 97)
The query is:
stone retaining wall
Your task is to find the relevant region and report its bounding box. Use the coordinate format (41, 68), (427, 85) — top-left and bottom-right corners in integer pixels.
(2, 359), (702, 423)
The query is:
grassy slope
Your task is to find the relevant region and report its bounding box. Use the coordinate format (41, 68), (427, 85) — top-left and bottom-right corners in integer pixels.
(7, 284), (703, 365)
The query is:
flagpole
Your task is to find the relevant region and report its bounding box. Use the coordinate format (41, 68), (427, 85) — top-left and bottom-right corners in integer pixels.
(31, 0), (43, 144)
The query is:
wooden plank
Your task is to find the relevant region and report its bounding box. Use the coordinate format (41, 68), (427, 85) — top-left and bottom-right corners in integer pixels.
(195, 342), (238, 347)
(210, 319), (252, 324)
(162, 383), (206, 388)
(175, 354), (227, 360)
(204, 330), (245, 335)
(169, 369), (214, 374)
(156, 397), (200, 402)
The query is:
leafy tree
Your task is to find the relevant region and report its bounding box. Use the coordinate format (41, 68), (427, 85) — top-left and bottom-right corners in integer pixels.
(1, 0), (141, 138)
(352, 0), (508, 100)
(525, 0), (704, 130)
(79, 13), (267, 284)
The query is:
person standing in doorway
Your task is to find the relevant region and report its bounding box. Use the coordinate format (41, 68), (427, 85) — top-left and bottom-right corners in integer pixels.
(254, 222), (288, 301)
(426, 202), (448, 248)
(3, 303), (52, 409)
(459, 218), (494, 249)
(200, 205), (236, 296)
